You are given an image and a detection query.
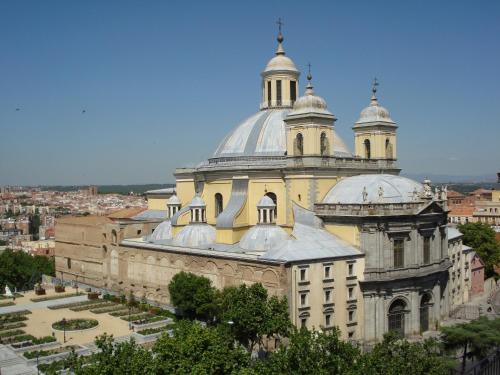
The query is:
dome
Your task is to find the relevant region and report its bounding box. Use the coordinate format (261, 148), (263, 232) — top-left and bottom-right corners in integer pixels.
(257, 195), (276, 208)
(239, 225), (289, 251)
(263, 54), (298, 74)
(355, 95), (395, 126)
(288, 83), (332, 117)
(167, 194), (181, 205)
(213, 109), (352, 158)
(149, 220), (172, 242)
(322, 174), (423, 204)
(172, 223), (215, 248)
(189, 195), (206, 207)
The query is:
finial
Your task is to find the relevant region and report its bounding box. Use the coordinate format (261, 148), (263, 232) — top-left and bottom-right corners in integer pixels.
(276, 18), (284, 44)
(307, 62), (312, 82)
(370, 77), (379, 106)
(305, 63), (314, 95)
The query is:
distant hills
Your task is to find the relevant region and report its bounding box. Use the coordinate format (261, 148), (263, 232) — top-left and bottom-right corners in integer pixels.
(401, 173), (498, 184)
(37, 184), (175, 195)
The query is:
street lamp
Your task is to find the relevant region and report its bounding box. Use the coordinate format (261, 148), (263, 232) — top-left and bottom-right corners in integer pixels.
(62, 318), (67, 343)
(36, 352), (40, 375)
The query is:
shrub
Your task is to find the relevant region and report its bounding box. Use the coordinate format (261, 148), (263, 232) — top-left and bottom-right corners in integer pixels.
(52, 319), (98, 331)
(0, 329), (26, 338)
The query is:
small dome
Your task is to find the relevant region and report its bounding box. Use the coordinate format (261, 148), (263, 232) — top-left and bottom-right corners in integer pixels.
(288, 83), (332, 117)
(257, 195), (276, 208)
(355, 95), (395, 125)
(323, 174), (423, 204)
(149, 220), (172, 242)
(167, 194), (181, 205)
(239, 225), (289, 251)
(189, 195), (206, 207)
(264, 54), (299, 74)
(172, 223), (215, 248)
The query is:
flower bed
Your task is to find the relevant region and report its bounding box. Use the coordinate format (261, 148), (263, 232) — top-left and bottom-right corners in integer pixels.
(132, 315), (167, 325)
(24, 345), (78, 359)
(120, 312), (151, 322)
(70, 301), (114, 312)
(52, 318), (98, 331)
(0, 329), (25, 338)
(0, 310), (31, 322)
(109, 308), (140, 317)
(48, 299), (105, 310)
(136, 325), (172, 336)
(89, 304), (125, 314)
(0, 321), (27, 331)
(0, 301), (15, 307)
(10, 336), (56, 349)
(1, 334), (36, 345)
(30, 292), (82, 303)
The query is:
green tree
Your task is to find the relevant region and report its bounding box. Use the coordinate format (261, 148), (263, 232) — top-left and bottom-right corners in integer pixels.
(220, 283), (291, 352)
(256, 327), (361, 375)
(361, 331), (453, 375)
(152, 320), (250, 374)
(441, 317), (500, 373)
(458, 222), (500, 277)
(0, 249), (54, 291)
(73, 334), (155, 375)
(168, 271), (218, 320)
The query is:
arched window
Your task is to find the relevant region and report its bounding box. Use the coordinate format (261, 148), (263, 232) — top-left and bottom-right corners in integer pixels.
(364, 139), (371, 159)
(388, 299), (407, 337)
(266, 192), (277, 220)
(295, 133), (304, 156)
(385, 139), (393, 159)
(320, 132), (329, 156)
(102, 245), (107, 257)
(111, 229), (117, 244)
(420, 294), (432, 333)
(215, 193), (223, 218)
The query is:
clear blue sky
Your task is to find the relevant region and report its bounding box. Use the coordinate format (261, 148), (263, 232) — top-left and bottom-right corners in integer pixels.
(1, 0), (499, 185)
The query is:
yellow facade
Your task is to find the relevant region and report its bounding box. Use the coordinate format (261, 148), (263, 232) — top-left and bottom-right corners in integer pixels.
(201, 179), (233, 225)
(324, 223), (360, 247)
(354, 131), (396, 159)
(492, 190), (500, 202)
(147, 197), (167, 210)
(287, 125), (334, 157)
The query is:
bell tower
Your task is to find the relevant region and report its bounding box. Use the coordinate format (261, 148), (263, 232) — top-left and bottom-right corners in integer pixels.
(353, 79), (398, 160)
(260, 19), (300, 110)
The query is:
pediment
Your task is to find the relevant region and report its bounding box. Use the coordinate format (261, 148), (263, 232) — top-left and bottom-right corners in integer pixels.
(417, 201), (445, 216)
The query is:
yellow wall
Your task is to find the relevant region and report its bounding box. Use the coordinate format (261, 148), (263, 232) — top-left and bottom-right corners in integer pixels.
(324, 223), (360, 247)
(148, 197), (167, 210)
(492, 191), (500, 202)
(315, 177), (339, 203)
(247, 178), (287, 226)
(287, 125), (334, 156)
(354, 131), (396, 159)
(262, 73), (298, 109)
(201, 179), (233, 225)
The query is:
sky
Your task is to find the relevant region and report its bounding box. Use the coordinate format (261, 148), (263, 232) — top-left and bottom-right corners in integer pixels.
(0, 0), (499, 185)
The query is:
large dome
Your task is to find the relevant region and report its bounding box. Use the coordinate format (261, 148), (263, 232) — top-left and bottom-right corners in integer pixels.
(323, 174), (423, 204)
(213, 109), (352, 158)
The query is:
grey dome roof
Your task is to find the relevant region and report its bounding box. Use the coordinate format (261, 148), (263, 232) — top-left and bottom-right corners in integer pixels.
(189, 195), (206, 207)
(288, 84), (332, 117)
(213, 109), (352, 157)
(355, 95), (395, 125)
(323, 174), (423, 204)
(148, 220), (172, 242)
(172, 223), (215, 248)
(264, 54), (298, 74)
(167, 194), (181, 205)
(257, 195), (276, 208)
(239, 224), (289, 251)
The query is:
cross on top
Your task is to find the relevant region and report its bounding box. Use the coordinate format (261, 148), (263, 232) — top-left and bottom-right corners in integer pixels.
(277, 18), (284, 33)
(372, 77), (379, 95)
(307, 62), (312, 81)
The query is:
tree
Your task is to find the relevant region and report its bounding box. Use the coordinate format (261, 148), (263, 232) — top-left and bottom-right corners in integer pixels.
(220, 283), (291, 352)
(152, 320), (250, 374)
(441, 317), (500, 373)
(458, 222), (500, 277)
(361, 331), (453, 375)
(72, 334), (155, 375)
(0, 249), (54, 291)
(168, 271), (218, 321)
(256, 327), (361, 375)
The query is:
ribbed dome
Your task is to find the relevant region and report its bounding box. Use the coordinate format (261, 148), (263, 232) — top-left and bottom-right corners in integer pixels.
(264, 54), (298, 73)
(172, 223), (215, 248)
(323, 174), (423, 204)
(257, 195), (276, 208)
(288, 83), (332, 116)
(213, 109), (352, 158)
(167, 194), (181, 205)
(189, 196), (206, 207)
(239, 225), (289, 251)
(148, 220), (172, 242)
(355, 95), (395, 125)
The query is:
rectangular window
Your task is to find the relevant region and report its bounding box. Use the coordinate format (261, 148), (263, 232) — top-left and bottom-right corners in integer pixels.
(348, 287), (354, 300)
(348, 310), (354, 322)
(423, 237), (430, 264)
(267, 81), (272, 107)
(300, 293), (307, 306)
(276, 80), (282, 106)
(348, 331), (354, 339)
(324, 266), (331, 279)
(325, 314), (331, 327)
(67, 258), (71, 269)
(325, 290), (331, 303)
(301, 318), (307, 328)
(300, 268), (307, 281)
(394, 239), (404, 268)
(290, 80), (297, 103)
(348, 264), (354, 276)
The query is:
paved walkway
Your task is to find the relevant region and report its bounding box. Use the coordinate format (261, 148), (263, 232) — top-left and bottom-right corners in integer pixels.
(0, 345), (36, 375)
(0, 294), (87, 315)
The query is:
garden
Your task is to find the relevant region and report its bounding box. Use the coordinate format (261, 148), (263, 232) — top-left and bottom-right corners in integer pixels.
(52, 319), (98, 331)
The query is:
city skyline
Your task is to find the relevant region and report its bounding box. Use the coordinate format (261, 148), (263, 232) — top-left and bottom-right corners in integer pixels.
(1, 0), (499, 185)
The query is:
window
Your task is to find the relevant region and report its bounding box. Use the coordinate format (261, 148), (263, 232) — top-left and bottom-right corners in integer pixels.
(348, 287), (355, 300)
(215, 193), (223, 218)
(265, 192), (277, 220)
(137, 230), (142, 235)
(348, 263), (354, 276)
(394, 239), (404, 268)
(301, 318), (307, 328)
(300, 293), (307, 306)
(364, 139), (371, 159)
(276, 80), (282, 106)
(267, 81), (272, 107)
(385, 138), (393, 159)
(111, 229), (117, 244)
(300, 268), (307, 281)
(388, 299), (407, 336)
(348, 310), (354, 322)
(325, 314), (331, 327)
(320, 132), (329, 156)
(325, 290), (332, 303)
(423, 237), (430, 264)
(290, 81), (297, 103)
(295, 133), (304, 156)
(67, 258), (71, 269)
(324, 266), (331, 279)
(348, 331), (354, 339)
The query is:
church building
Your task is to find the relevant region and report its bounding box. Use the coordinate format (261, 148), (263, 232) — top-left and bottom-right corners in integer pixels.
(55, 27), (454, 344)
